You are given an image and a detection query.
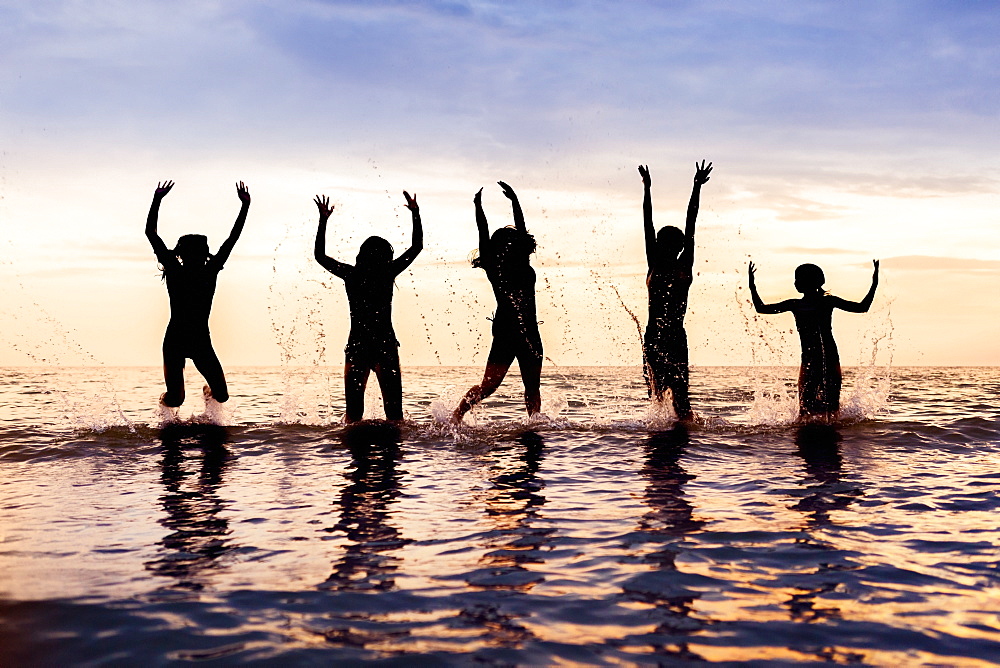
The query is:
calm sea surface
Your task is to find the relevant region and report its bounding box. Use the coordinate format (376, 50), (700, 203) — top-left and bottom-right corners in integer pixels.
(1, 365), (999, 665)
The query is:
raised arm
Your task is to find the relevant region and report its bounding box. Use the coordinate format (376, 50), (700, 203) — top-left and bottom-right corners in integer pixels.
(211, 181), (251, 268)
(146, 180), (175, 264)
(497, 181), (526, 233)
(681, 160), (712, 267)
(313, 194), (351, 278)
(391, 191), (424, 274)
(749, 261), (796, 314)
(832, 260), (880, 313)
(638, 165), (655, 269)
(473, 187), (492, 265)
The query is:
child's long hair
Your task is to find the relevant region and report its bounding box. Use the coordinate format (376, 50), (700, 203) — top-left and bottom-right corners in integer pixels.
(160, 234), (213, 280)
(175, 234), (211, 260)
(355, 236), (394, 272)
(471, 226), (536, 269)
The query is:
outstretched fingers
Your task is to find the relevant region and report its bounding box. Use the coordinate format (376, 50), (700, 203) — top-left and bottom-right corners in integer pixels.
(314, 194), (333, 218)
(236, 181), (251, 203)
(695, 160), (713, 184)
(154, 180), (174, 197)
(403, 190), (418, 211)
(638, 165), (650, 186)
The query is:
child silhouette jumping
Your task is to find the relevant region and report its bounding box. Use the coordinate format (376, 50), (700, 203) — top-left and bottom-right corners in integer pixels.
(313, 192), (423, 423)
(453, 182), (542, 423)
(145, 180), (250, 409)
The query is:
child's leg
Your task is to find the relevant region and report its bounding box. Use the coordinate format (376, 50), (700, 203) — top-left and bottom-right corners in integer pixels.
(453, 339), (515, 421)
(374, 348), (404, 421)
(344, 362), (371, 423)
(192, 345), (229, 403)
(667, 366), (692, 421)
(799, 362), (842, 417)
(518, 356), (542, 415)
(643, 342), (667, 402)
(666, 334), (691, 419)
(162, 346), (187, 407)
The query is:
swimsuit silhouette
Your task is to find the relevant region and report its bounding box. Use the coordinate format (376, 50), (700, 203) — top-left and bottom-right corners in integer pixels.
(146, 180), (249, 408)
(639, 161), (712, 421)
(313, 192), (423, 423)
(749, 260), (879, 418)
(454, 182), (542, 422)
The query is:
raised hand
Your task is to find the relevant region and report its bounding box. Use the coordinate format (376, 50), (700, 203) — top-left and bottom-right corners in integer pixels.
(748, 261), (756, 283)
(236, 181), (250, 204)
(473, 187), (483, 205)
(314, 194), (334, 220)
(154, 180), (174, 199)
(694, 160), (713, 185)
(497, 181), (518, 201)
(403, 191), (418, 211)
(638, 165), (650, 187)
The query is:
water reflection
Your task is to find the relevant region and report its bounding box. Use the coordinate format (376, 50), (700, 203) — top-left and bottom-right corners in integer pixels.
(784, 424), (865, 635)
(146, 424), (232, 592)
(475, 430), (551, 587)
(639, 427), (705, 540)
(461, 431), (551, 647)
(623, 426), (708, 659)
(792, 424), (861, 527)
(320, 422), (409, 592)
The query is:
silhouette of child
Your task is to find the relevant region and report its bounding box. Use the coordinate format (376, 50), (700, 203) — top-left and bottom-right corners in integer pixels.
(748, 260), (879, 419)
(639, 161), (712, 422)
(145, 180), (250, 408)
(313, 192), (422, 423)
(453, 182), (542, 422)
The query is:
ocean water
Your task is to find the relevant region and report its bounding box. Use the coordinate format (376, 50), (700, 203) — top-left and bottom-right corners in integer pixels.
(1, 365), (999, 665)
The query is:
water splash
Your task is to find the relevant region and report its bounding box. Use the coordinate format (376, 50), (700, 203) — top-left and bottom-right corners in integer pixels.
(644, 391), (680, 430)
(746, 374), (800, 426)
(0, 253), (135, 431)
(198, 390), (233, 426)
(155, 399), (181, 428)
(267, 221), (339, 425)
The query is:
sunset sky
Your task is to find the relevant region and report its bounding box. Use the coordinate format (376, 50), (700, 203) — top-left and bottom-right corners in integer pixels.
(2, 1), (998, 368)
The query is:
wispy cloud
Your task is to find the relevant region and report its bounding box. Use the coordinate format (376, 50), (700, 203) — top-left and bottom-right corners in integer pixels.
(5, 1), (999, 162)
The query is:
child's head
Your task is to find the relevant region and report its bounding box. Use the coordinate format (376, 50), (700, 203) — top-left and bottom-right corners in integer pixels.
(356, 236), (393, 269)
(656, 225), (685, 260)
(473, 226), (536, 268)
(794, 263), (826, 293)
(174, 234), (210, 266)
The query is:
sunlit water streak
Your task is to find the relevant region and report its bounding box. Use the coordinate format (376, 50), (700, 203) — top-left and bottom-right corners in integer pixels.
(1, 366), (999, 665)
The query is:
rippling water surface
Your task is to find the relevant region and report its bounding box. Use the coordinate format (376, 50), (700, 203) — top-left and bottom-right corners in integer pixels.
(1, 366), (999, 665)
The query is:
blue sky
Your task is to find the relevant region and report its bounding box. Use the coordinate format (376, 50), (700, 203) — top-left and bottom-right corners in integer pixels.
(2, 0), (998, 367)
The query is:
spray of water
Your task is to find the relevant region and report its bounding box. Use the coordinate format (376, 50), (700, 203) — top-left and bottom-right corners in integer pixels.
(267, 222), (338, 425)
(741, 280), (895, 427)
(0, 248), (135, 432)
